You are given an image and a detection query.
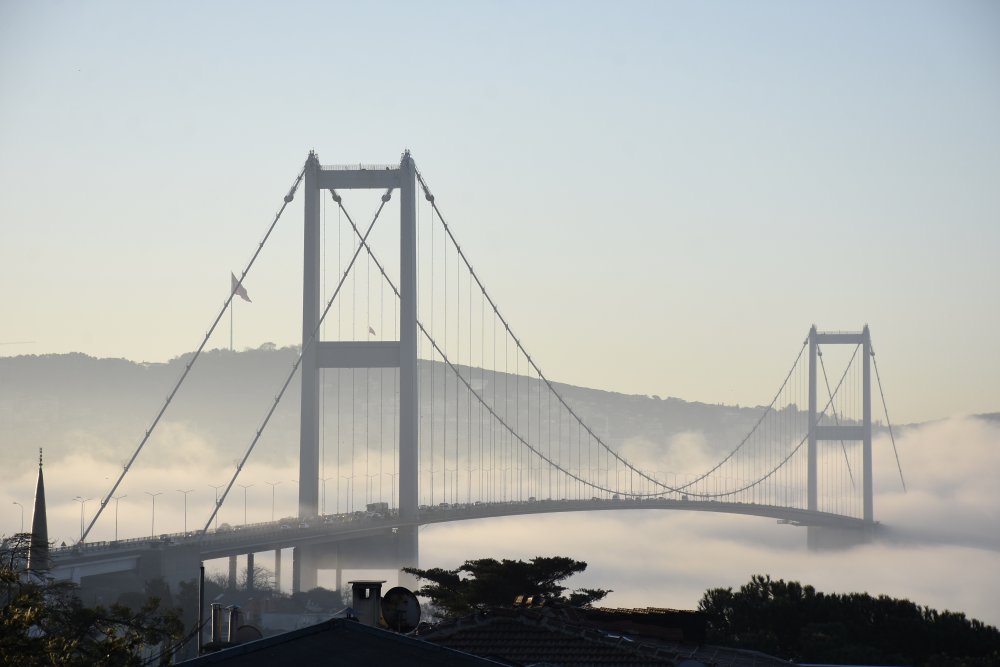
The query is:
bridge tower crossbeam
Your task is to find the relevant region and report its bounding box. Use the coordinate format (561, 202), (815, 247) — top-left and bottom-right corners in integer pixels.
(295, 152), (418, 592)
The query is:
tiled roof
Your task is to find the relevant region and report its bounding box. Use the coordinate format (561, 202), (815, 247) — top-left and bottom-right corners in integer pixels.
(177, 617), (504, 666)
(419, 607), (679, 666)
(418, 607), (797, 667)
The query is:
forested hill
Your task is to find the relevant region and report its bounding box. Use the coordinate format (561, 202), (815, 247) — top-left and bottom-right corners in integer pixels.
(1, 347), (900, 476)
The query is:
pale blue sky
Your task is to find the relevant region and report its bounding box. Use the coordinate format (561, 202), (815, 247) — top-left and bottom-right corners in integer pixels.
(2, 0), (998, 423)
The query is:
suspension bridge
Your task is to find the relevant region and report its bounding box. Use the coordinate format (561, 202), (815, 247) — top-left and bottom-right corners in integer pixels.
(49, 150), (904, 594)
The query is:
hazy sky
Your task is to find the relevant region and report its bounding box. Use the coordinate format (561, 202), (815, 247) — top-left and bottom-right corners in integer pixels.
(2, 1), (999, 424)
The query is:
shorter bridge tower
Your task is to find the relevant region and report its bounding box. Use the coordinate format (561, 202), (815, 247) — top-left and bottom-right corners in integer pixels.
(807, 325), (873, 549)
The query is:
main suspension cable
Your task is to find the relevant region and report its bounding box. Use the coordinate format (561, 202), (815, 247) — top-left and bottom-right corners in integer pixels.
(871, 343), (906, 492)
(818, 345), (857, 488)
(81, 163), (307, 543)
(340, 192), (846, 501)
(414, 167), (809, 494)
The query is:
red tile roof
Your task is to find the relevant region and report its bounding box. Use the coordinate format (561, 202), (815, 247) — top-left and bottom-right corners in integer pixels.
(418, 606), (796, 667)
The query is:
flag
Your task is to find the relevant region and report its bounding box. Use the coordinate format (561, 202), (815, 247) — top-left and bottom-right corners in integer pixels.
(231, 272), (251, 303)
(368, 325), (376, 336)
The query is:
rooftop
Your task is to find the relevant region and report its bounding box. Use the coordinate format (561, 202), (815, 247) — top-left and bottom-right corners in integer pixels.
(177, 617), (505, 666)
(417, 605), (796, 667)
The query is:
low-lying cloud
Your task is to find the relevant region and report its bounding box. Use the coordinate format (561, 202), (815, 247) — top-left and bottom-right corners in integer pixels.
(3, 416), (997, 626)
(420, 416), (1000, 625)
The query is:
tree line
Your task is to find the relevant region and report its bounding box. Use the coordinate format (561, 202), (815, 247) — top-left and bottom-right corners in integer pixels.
(4, 540), (999, 666)
(698, 574), (1000, 666)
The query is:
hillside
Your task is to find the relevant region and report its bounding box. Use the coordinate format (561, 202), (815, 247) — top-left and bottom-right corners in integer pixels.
(1, 347), (863, 476)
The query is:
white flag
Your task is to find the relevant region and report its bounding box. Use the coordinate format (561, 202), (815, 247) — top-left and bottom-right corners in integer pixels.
(231, 273), (251, 303)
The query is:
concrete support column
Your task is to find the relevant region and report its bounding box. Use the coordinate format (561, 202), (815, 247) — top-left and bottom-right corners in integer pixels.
(292, 545), (318, 593)
(246, 552), (255, 591)
(807, 325), (817, 512)
(862, 325), (873, 523)
(227, 555), (237, 590)
(398, 152), (418, 525)
(395, 524), (419, 588)
(274, 549), (281, 593)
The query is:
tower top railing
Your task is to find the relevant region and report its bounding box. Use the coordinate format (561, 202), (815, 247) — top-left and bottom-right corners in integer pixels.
(320, 163), (398, 172)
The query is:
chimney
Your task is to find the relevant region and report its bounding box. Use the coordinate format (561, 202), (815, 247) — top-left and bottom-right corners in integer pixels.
(349, 580), (385, 627)
(227, 605), (240, 643)
(210, 603), (223, 645)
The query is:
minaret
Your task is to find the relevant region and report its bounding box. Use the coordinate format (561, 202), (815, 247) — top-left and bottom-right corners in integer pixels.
(27, 448), (49, 574)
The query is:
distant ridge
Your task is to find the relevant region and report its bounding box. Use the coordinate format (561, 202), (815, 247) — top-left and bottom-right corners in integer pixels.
(0, 348), (958, 476)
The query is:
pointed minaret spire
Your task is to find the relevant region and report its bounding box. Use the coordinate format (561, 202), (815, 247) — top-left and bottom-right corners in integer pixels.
(27, 448), (50, 573)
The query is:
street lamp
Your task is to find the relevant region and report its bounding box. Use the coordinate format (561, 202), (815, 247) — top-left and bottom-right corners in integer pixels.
(383, 472), (399, 510)
(144, 491), (162, 538)
(264, 481), (281, 522)
(111, 494), (126, 541)
(177, 489), (194, 533)
(12, 501), (23, 533)
(320, 477), (335, 515)
(73, 496), (92, 543)
(238, 483), (254, 525)
(208, 483), (225, 530)
(340, 475), (354, 514)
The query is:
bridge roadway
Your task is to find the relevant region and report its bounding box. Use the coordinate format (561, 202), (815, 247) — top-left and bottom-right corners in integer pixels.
(51, 498), (872, 586)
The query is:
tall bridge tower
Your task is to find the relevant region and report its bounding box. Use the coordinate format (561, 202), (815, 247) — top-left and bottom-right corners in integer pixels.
(294, 152), (419, 591)
(807, 324), (873, 549)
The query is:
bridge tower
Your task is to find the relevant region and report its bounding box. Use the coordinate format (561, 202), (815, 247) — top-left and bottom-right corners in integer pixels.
(807, 325), (873, 549)
(294, 152), (419, 591)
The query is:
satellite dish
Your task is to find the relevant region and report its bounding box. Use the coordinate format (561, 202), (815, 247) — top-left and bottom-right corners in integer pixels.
(236, 624), (263, 643)
(380, 586), (421, 633)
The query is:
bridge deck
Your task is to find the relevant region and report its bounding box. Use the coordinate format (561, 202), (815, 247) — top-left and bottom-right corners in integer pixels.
(52, 499), (873, 575)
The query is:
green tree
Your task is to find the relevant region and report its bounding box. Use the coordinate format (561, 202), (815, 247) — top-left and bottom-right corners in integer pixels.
(699, 574), (1000, 666)
(404, 556), (610, 620)
(0, 534), (185, 666)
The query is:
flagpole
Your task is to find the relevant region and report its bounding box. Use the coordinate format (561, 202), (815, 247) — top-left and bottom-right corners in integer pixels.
(229, 271), (251, 351)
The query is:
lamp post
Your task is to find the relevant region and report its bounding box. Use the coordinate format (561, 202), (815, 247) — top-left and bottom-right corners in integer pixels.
(264, 481), (281, 522)
(320, 477), (335, 515)
(208, 483), (225, 530)
(144, 491), (162, 537)
(383, 472), (399, 510)
(73, 496), (92, 543)
(111, 494), (126, 541)
(176, 489), (194, 533)
(12, 501), (23, 533)
(238, 483), (254, 525)
(340, 475), (354, 514)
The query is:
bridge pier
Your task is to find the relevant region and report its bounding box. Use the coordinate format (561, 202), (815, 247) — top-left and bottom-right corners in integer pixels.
(807, 524), (876, 550)
(227, 555), (237, 590)
(292, 545), (319, 593)
(289, 527), (419, 594)
(396, 524), (419, 588)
